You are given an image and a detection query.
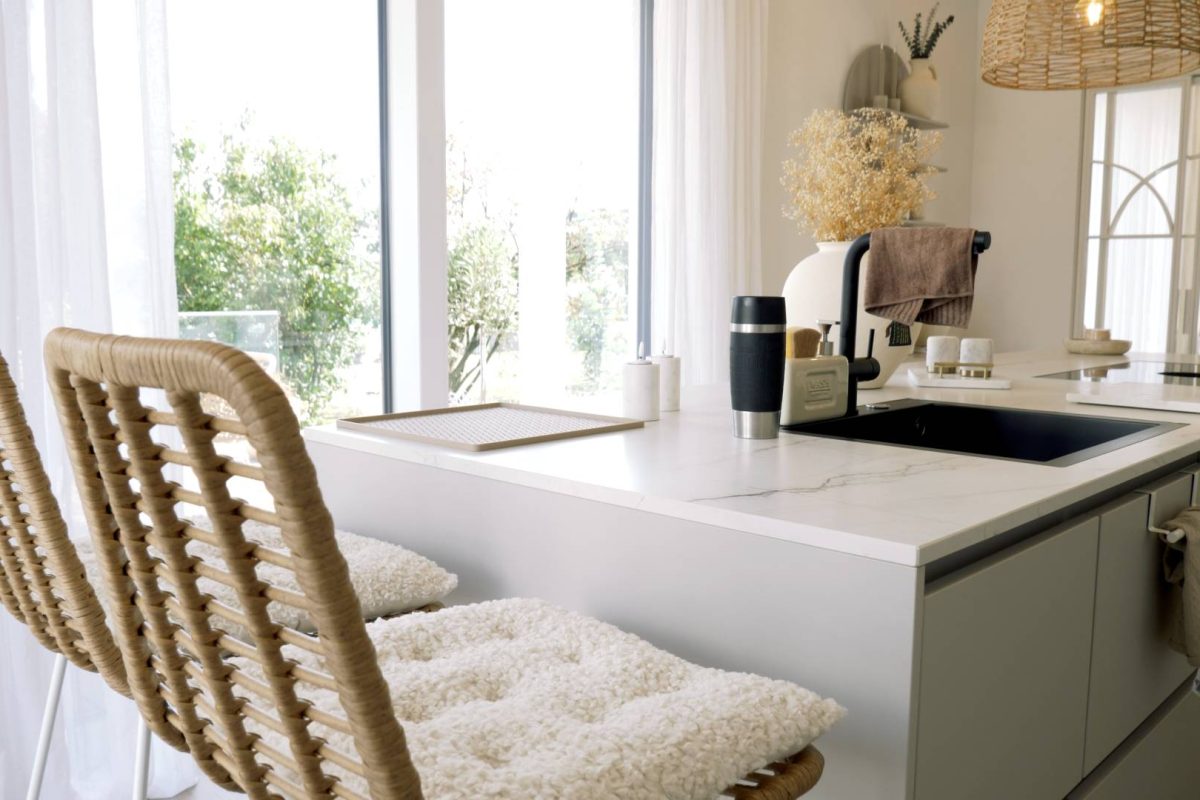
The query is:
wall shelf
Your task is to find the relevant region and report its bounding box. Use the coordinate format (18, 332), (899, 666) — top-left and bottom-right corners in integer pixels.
(843, 44), (951, 226)
(892, 110), (949, 130)
(851, 107), (949, 130)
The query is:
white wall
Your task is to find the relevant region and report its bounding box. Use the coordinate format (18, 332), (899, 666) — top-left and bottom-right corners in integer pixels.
(964, 7), (1084, 350)
(761, 0), (1087, 351)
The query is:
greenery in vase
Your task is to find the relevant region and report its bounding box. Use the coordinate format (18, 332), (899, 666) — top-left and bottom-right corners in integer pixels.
(781, 108), (940, 243)
(899, 4), (955, 59)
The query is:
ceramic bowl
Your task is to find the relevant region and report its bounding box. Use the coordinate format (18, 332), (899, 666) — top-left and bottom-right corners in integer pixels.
(1064, 338), (1132, 356)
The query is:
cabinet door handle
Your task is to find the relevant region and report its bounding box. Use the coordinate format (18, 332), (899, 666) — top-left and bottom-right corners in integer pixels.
(1150, 523), (1185, 544)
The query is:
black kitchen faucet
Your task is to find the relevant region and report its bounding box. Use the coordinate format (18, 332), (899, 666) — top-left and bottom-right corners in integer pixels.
(839, 230), (993, 415)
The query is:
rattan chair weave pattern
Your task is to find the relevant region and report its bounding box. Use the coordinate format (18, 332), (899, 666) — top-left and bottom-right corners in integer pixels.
(45, 330), (421, 799)
(44, 328), (824, 800)
(0, 350), (127, 693)
(720, 748), (824, 800)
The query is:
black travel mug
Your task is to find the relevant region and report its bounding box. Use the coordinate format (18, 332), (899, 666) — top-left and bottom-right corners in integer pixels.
(729, 296), (787, 439)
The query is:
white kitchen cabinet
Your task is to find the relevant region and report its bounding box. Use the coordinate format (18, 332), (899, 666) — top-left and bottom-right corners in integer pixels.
(1071, 685), (1200, 800)
(915, 517), (1100, 800)
(1176, 463), (1200, 503)
(1085, 476), (1196, 772)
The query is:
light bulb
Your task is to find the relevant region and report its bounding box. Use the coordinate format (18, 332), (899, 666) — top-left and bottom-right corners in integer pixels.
(1086, 0), (1104, 26)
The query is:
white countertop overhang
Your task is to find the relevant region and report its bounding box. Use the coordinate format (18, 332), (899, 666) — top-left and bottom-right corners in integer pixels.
(304, 351), (1200, 567)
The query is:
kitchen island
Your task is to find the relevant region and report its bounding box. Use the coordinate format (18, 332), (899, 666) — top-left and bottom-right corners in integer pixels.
(304, 351), (1200, 799)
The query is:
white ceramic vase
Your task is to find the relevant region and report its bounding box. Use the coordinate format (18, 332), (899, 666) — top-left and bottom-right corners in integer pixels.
(899, 58), (940, 120)
(781, 241), (920, 390)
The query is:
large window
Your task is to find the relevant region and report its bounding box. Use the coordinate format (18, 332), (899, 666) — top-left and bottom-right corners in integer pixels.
(167, 1), (384, 425)
(444, 0), (643, 405)
(1077, 76), (1200, 354)
(167, 1), (649, 420)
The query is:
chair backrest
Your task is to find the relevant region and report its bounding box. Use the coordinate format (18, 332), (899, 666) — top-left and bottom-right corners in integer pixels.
(0, 349), (126, 690)
(44, 328), (423, 800)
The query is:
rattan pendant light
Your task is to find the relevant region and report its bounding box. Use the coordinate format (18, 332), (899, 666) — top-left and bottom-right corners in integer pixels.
(982, 0), (1200, 89)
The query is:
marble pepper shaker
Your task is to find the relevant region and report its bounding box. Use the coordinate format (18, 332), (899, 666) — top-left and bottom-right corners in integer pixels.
(651, 354), (681, 412)
(926, 336), (960, 374)
(960, 338), (994, 367)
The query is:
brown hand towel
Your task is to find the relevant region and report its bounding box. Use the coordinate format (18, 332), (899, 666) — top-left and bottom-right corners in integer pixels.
(863, 227), (979, 328)
(1161, 507), (1200, 667)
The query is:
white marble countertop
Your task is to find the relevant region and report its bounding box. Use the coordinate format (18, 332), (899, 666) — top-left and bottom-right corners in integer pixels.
(304, 350), (1200, 567)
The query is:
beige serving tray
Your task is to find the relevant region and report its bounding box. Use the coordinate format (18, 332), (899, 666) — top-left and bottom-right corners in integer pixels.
(337, 402), (644, 451)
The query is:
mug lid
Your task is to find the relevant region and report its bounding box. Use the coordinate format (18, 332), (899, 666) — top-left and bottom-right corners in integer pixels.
(730, 296), (786, 325)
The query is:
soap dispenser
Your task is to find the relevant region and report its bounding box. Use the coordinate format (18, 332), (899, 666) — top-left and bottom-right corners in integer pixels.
(781, 321), (849, 426)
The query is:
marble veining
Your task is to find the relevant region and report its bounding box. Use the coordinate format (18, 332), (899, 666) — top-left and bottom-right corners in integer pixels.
(688, 455), (959, 502)
(304, 350), (1200, 567)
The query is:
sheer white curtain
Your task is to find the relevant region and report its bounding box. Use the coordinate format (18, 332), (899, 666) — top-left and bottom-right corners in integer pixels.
(651, 0), (767, 385)
(0, 1), (190, 797)
(1102, 84), (1180, 353)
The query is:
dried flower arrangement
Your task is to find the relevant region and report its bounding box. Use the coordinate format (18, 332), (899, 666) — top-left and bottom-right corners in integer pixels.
(782, 108), (941, 243)
(899, 4), (956, 59)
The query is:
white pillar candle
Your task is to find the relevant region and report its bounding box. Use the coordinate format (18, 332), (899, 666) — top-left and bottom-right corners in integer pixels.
(926, 336), (960, 373)
(651, 355), (681, 412)
(622, 361), (660, 421)
(959, 337), (994, 367)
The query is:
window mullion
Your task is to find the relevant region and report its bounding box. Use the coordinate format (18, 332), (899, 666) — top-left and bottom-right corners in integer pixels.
(384, 0), (449, 410)
(1073, 90), (1098, 337)
(1188, 78), (1200, 355)
(1095, 92), (1117, 330)
(1167, 77), (1192, 353)
(636, 0), (654, 356)
(378, 0), (394, 411)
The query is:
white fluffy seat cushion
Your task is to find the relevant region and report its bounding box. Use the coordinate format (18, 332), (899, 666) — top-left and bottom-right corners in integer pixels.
(264, 598), (844, 800)
(75, 518), (457, 630)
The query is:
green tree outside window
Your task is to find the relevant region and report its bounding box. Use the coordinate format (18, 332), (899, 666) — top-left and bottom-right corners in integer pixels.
(173, 125), (379, 424)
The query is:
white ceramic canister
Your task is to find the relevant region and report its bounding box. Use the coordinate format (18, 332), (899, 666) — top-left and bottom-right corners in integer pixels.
(651, 355), (681, 412)
(622, 360), (660, 421)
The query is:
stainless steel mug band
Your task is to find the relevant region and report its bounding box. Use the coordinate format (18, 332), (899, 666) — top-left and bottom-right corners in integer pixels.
(729, 323), (787, 334)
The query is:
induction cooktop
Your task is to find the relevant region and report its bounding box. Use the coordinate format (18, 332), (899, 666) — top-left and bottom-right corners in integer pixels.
(1036, 361), (1200, 387)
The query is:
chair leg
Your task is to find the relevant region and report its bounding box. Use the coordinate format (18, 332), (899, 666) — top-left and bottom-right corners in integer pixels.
(131, 715), (151, 800)
(25, 653), (68, 800)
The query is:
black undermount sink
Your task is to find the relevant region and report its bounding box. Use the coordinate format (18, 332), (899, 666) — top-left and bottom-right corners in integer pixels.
(782, 399), (1181, 467)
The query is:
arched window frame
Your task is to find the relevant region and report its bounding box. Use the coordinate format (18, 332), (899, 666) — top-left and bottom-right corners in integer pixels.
(1074, 74), (1200, 354)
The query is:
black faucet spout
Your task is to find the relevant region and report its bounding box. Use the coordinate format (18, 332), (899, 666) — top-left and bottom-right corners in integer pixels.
(840, 230), (992, 416)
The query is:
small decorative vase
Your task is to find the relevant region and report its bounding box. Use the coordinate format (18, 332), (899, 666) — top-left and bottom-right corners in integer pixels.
(781, 241), (920, 390)
(899, 58), (940, 120)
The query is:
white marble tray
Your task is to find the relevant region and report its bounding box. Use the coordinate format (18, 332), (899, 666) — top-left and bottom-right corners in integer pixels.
(907, 368), (1012, 390)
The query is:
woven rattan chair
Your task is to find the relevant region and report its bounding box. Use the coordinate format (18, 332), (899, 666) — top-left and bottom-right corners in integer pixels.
(1, 344), (449, 800)
(0, 349), (152, 799)
(44, 327), (836, 800)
